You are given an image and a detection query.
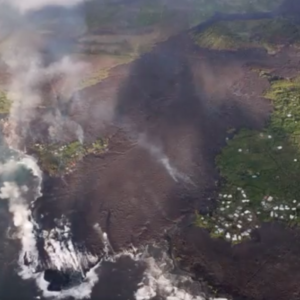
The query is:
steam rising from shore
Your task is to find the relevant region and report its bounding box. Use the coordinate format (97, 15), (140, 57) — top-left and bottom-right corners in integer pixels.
(134, 245), (228, 300)
(0, 0), (99, 298)
(0, 156), (41, 277)
(0, 152), (101, 298)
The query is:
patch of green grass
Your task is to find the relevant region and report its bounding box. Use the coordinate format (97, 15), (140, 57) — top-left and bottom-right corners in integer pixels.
(187, 0), (282, 27)
(79, 69), (110, 90)
(32, 138), (108, 176)
(84, 1), (119, 31)
(83, 0), (282, 32)
(83, 0), (166, 30)
(196, 77), (300, 243)
(133, 0), (167, 28)
(78, 55), (135, 90)
(0, 91), (11, 114)
(192, 17), (300, 54)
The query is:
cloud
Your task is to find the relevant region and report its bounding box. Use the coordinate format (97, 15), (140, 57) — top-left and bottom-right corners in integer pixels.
(1, 0), (84, 13)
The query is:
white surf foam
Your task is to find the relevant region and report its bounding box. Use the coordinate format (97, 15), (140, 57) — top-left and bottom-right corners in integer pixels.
(134, 245), (228, 300)
(36, 262), (101, 300)
(0, 154), (226, 300)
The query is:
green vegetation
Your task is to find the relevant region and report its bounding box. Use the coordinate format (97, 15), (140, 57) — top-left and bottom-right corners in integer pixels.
(196, 76), (300, 243)
(78, 55), (134, 90)
(0, 91), (10, 114)
(79, 69), (110, 90)
(32, 138), (108, 176)
(133, 1), (166, 27)
(83, 0), (282, 31)
(192, 17), (300, 54)
(188, 0), (282, 26)
(80, 40), (133, 56)
(83, 0), (167, 30)
(84, 1), (119, 30)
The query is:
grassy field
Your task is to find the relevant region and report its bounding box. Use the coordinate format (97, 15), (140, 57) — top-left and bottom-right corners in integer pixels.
(78, 54), (135, 90)
(192, 17), (300, 54)
(83, 0), (283, 31)
(187, 0), (283, 26)
(196, 76), (300, 244)
(0, 91), (10, 115)
(32, 138), (108, 176)
(78, 0), (285, 92)
(132, 0), (167, 28)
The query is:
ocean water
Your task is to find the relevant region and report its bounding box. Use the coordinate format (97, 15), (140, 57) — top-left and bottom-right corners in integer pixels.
(0, 231), (227, 300)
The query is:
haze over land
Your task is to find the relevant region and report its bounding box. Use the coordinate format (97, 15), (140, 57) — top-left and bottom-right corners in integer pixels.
(1, 0), (300, 300)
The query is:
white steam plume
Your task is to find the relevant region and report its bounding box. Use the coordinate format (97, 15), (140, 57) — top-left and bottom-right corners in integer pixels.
(0, 155), (41, 277)
(138, 134), (193, 184)
(2, 46), (88, 147)
(0, 50), (99, 298)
